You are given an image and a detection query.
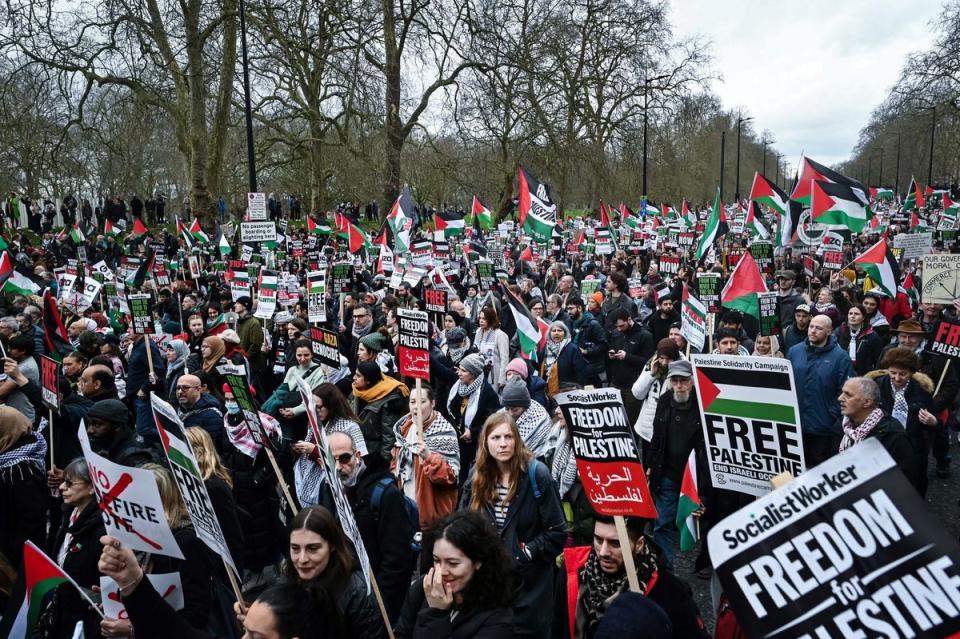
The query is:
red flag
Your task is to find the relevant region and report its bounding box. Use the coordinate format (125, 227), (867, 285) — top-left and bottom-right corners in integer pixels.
(131, 217), (148, 236)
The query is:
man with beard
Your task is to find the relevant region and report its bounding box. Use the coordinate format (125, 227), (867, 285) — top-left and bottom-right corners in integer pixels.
(344, 303), (374, 370)
(83, 398), (152, 467)
(643, 360), (707, 571)
(233, 296), (266, 372)
(552, 515), (708, 639)
(782, 304), (812, 351)
(646, 296), (680, 344)
(566, 297), (607, 387)
(320, 431), (414, 622)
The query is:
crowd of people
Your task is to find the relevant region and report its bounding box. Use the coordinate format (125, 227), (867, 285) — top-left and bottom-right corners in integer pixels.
(0, 188), (957, 639)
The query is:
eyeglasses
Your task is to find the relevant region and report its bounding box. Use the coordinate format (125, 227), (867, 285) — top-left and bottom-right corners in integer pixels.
(176, 385), (200, 391)
(335, 453), (354, 464)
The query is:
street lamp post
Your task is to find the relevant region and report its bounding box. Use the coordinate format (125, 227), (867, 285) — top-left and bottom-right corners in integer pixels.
(239, 0), (258, 194)
(928, 105), (936, 187)
(720, 131), (726, 202)
(895, 127), (902, 195)
(642, 74), (669, 198)
(878, 146), (884, 186)
(735, 115), (754, 201)
(775, 153), (782, 189)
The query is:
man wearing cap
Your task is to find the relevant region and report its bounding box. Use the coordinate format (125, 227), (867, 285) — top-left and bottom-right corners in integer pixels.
(84, 398), (152, 467)
(775, 270), (806, 327)
(782, 304), (811, 351)
(233, 295), (266, 373)
(889, 319), (959, 477)
(644, 360), (708, 569)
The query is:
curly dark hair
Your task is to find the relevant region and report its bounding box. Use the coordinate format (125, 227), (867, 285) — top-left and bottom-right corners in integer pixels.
(425, 510), (513, 611)
(881, 346), (921, 373)
(254, 582), (342, 639)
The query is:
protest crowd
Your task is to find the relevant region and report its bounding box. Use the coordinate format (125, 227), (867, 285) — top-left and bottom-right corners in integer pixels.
(3, 162), (960, 639)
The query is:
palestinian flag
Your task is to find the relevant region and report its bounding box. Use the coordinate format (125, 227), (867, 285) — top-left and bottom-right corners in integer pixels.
(68, 223), (84, 245)
(189, 218), (209, 243)
(910, 210), (930, 233)
(306, 216), (330, 235)
(258, 269), (279, 294)
(468, 213), (488, 257)
(176, 218), (194, 249)
(599, 201), (620, 251)
(471, 196), (494, 230)
(904, 177), (925, 211)
(42, 289), (74, 361)
(126, 246), (156, 288)
(789, 155), (866, 206)
(744, 201), (770, 240)
(517, 167), (557, 243)
(853, 239), (901, 298)
(216, 229), (231, 256)
(130, 217), (149, 237)
(901, 272), (919, 307)
(334, 213), (370, 253)
(388, 186), (416, 254)
(676, 451), (701, 552)
(0, 541), (98, 638)
(104, 219), (119, 236)
(695, 188), (725, 261)
(720, 250), (768, 319)
(811, 179), (873, 232)
(749, 172), (788, 215)
(0, 250), (12, 289)
(2, 266), (40, 296)
(151, 396), (201, 477)
(869, 187), (894, 201)
(680, 200), (696, 229)
(435, 209), (466, 237)
(501, 284), (541, 361)
(695, 363), (797, 424)
(620, 203), (639, 229)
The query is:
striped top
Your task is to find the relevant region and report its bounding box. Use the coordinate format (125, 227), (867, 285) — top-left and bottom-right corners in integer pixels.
(494, 484), (511, 531)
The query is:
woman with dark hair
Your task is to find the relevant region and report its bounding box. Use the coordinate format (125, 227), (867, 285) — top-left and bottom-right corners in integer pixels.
(460, 412), (567, 639)
(396, 510), (515, 638)
(240, 505), (384, 639)
(40, 458), (105, 638)
(835, 303), (883, 375)
(474, 306), (510, 390)
(291, 383), (367, 507)
(391, 384), (460, 531)
(263, 339), (326, 445)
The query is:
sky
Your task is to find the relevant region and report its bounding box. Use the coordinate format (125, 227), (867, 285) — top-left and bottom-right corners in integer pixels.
(670, 0), (945, 172)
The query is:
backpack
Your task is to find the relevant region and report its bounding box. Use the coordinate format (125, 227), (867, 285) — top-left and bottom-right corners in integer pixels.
(527, 458), (542, 500)
(371, 476), (422, 553)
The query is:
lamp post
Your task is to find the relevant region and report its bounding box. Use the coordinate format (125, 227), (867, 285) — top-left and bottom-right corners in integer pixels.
(878, 146), (884, 186)
(735, 114), (754, 201)
(720, 131), (726, 202)
(239, 0), (258, 194)
(895, 127), (901, 196)
(761, 136), (772, 177)
(642, 74), (670, 198)
(928, 105), (936, 187)
(775, 153), (782, 189)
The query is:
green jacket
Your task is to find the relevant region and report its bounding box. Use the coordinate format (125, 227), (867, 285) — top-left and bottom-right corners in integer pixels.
(236, 315), (266, 370)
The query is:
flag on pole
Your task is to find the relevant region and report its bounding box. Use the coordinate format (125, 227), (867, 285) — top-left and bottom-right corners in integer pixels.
(695, 188), (725, 261)
(334, 213), (370, 253)
(104, 219), (119, 236)
(501, 284), (541, 361)
(435, 209), (466, 238)
(68, 223), (85, 245)
(216, 229), (231, 256)
(42, 289), (73, 361)
(904, 177), (925, 211)
(517, 167), (557, 243)
(789, 155), (867, 206)
(749, 172), (788, 215)
(744, 201), (770, 240)
(189, 219), (209, 243)
(176, 218), (194, 250)
(130, 217), (149, 237)
(720, 250), (768, 319)
(676, 451), (701, 552)
(811, 179), (873, 232)
(388, 187), (416, 255)
(470, 196), (494, 231)
(853, 239), (901, 298)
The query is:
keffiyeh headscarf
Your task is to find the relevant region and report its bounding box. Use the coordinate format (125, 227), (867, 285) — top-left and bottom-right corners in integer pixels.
(840, 408), (885, 451)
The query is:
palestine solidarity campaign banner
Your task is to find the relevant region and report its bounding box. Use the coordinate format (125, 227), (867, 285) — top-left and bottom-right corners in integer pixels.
(710, 439), (960, 639)
(691, 354), (805, 497)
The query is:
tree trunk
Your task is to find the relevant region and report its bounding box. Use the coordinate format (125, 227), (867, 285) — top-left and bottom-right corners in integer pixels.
(381, 0), (402, 213)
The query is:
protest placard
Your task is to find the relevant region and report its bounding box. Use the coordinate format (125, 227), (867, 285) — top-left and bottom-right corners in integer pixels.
(150, 395), (237, 572)
(894, 231), (934, 259)
(41, 355), (60, 410)
(475, 260), (495, 290)
(802, 255), (816, 278)
(748, 241), (773, 273)
(241, 221), (277, 243)
(821, 250), (845, 271)
(78, 423), (183, 558)
(126, 293), (154, 334)
(681, 284), (707, 352)
(659, 255), (681, 275)
(309, 327), (341, 368)
(928, 319), (960, 360)
(726, 248), (745, 270)
(331, 263), (354, 294)
(398, 308), (430, 381)
(554, 387), (656, 518)
(306, 270), (327, 323)
(710, 439), (960, 639)
(697, 272), (721, 314)
(101, 574), (184, 620)
(691, 354), (805, 496)
(921, 253), (960, 304)
(423, 288), (447, 315)
(758, 291), (780, 336)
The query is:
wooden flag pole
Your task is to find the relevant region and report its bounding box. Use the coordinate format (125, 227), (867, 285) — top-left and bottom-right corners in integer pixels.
(263, 446), (299, 514)
(613, 516), (641, 593)
(49, 407), (55, 470)
(934, 360), (952, 397)
(370, 572), (396, 639)
(414, 377), (424, 445)
(224, 561), (247, 614)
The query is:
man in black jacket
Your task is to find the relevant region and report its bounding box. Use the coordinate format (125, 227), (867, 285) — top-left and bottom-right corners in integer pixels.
(606, 308), (654, 425)
(323, 431), (414, 623)
(566, 297), (607, 387)
(84, 398), (153, 467)
(645, 295), (680, 344)
(552, 515), (709, 639)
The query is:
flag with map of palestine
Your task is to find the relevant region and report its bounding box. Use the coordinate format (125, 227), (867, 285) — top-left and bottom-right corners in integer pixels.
(691, 354), (805, 497)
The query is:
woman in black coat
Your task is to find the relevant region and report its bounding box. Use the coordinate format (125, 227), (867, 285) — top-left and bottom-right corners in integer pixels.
(0, 406), (47, 572)
(45, 458), (105, 639)
(396, 511), (515, 639)
(446, 353), (501, 485)
(834, 304), (883, 375)
(459, 412), (568, 639)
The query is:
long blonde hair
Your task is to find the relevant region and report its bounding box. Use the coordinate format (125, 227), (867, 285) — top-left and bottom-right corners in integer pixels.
(469, 412), (532, 511)
(143, 463), (191, 528)
(186, 427), (234, 488)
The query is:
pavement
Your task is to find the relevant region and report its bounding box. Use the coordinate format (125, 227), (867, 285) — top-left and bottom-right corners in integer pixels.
(674, 454), (959, 633)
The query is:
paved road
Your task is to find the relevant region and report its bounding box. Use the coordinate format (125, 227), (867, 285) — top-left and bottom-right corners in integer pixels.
(674, 453), (960, 633)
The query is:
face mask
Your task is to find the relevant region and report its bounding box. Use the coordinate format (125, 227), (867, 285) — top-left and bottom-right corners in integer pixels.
(225, 401), (241, 415)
